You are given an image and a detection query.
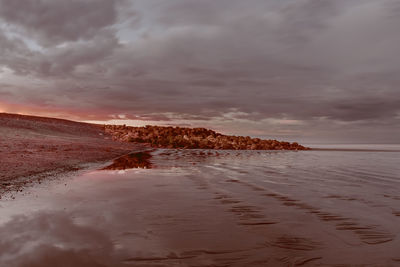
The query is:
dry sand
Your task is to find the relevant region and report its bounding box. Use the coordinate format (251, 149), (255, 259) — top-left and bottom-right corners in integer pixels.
(0, 113), (144, 196)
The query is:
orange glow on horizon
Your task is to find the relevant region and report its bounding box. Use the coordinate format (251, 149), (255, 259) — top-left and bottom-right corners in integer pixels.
(0, 102), (257, 137)
(0, 101), (112, 122)
(0, 101), (166, 128)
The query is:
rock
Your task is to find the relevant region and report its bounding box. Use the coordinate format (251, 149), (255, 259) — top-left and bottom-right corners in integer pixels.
(103, 124), (310, 150)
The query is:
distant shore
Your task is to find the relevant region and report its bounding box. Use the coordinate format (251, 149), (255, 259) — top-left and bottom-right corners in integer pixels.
(0, 112), (309, 197)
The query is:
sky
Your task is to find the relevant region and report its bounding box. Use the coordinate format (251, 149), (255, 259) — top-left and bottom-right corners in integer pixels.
(0, 0), (399, 143)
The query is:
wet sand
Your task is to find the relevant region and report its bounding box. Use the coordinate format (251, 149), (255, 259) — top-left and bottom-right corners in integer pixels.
(0, 113), (144, 197)
(1, 149), (399, 266)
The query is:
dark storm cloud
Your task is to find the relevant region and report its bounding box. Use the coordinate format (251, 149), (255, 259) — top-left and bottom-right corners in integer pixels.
(0, 0), (120, 46)
(0, 0), (399, 142)
(37, 32), (119, 76)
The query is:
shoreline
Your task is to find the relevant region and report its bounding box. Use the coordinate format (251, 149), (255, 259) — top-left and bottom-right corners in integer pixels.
(0, 113), (147, 198)
(3, 111), (398, 200)
(0, 148), (149, 199)
(4, 146), (397, 199)
(1, 148), (399, 266)
(309, 148), (400, 152)
(0, 112), (309, 198)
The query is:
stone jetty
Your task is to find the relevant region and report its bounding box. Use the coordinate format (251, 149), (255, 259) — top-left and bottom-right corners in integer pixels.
(104, 125), (310, 150)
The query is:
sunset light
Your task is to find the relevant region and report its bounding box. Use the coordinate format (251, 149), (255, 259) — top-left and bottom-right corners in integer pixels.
(1, 1), (399, 266)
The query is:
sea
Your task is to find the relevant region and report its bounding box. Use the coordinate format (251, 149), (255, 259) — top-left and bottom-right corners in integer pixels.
(0, 145), (399, 266)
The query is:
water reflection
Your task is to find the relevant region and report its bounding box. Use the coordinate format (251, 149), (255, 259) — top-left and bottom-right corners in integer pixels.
(0, 212), (123, 267)
(1, 149), (400, 266)
(101, 151), (152, 170)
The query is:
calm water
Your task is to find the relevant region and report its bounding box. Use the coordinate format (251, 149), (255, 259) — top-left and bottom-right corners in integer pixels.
(1, 147), (400, 266)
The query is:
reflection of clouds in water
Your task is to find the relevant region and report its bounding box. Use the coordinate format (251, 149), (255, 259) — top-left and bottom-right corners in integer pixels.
(0, 212), (123, 267)
(152, 149), (283, 168)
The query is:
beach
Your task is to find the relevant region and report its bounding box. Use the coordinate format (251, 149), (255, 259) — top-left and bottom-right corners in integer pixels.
(1, 0), (399, 265)
(0, 113), (144, 197)
(1, 148), (400, 266)
(0, 113), (307, 197)
(1, 114), (399, 266)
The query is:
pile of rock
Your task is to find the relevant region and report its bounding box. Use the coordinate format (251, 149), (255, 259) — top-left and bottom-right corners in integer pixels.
(103, 125), (310, 150)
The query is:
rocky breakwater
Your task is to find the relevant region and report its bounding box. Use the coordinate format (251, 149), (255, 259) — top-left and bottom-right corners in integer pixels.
(103, 125), (310, 150)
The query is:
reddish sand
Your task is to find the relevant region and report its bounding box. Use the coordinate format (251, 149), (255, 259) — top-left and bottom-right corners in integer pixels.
(0, 113), (143, 196)
(0, 112), (309, 197)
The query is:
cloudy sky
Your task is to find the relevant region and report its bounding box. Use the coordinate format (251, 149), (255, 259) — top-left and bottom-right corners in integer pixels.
(0, 0), (399, 143)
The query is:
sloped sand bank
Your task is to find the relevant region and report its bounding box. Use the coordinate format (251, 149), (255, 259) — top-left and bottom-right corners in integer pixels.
(0, 113), (143, 196)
